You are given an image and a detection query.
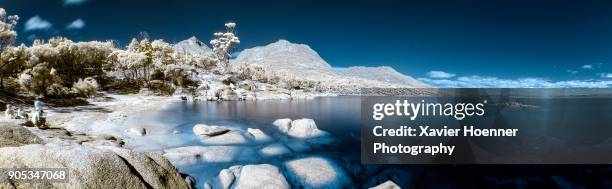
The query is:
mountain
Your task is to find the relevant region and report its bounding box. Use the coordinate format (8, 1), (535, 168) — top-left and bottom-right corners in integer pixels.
(334, 66), (428, 87)
(232, 39), (428, 93)
(174, 36), (213, 55)
(232, 40), (336, 80)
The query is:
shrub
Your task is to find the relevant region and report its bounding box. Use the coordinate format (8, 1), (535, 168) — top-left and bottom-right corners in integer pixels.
(0, 45), (29, 90)
(233, 63), (279, 84)
(148, 80), (175, 96)
(72, 77), (99, 97)
(163, 64), (197, 88)
(175, 53), (217, 70)
(29, 37), (114, 86)
(18, 63), (62, 97)
(46, 83), (71, 97)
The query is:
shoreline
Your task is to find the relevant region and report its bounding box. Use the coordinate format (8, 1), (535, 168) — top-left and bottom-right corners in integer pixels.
(0, 91), (341, 188)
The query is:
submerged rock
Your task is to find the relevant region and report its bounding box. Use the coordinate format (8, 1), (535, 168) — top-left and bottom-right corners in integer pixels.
(246, 128), (273, 143)
(273, 118), (331, 145)
(218, 168), (236, 189)
(163, 146), (259, 165)
(234, 164), (290, 189)
(259, 143), (291, 158)
(273, 118), (292, 133)
(285, 140), (312, 152)
(288, 119), (329, 139)
(370, 180), (401, 189)
(203, 182), (212, 189)
(183, 174), (196, 189)
(284, 156), (352, 189)
(211, 164), (290, 189)
(0, 144), (188, 189)
(366, 168), (415, 189)
(199, 130), (253, 145)
(193, 124), (231, 137)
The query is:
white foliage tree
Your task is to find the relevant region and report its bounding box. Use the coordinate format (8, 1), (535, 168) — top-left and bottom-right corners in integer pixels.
(0, 8), (20, 89)
(210, 22), (240, 73)
(108, 49), (148, 82)
(0, 8), (18, 51)
(26, 37), (114, 85)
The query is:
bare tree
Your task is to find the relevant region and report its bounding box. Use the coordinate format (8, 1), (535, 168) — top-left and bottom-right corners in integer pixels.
(210, 22), (240, 73)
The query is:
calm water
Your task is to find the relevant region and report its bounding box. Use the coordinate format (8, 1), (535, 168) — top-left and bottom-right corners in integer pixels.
(151, 97), (368, 187)
(154, 96), (363, 149)
(149, 96), (612, 188)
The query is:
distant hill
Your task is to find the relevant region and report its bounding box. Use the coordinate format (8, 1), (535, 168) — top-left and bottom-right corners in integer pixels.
(174, 36), (213, 55)
(334, 66), (428, 87)
(232, 39), (428, 92)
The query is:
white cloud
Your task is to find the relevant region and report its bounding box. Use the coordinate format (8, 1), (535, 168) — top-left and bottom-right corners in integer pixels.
(25, 16), (52, 31)
(599, 73), (612, 78)
(26, 34), (37, 40)
(581, 64), (593, 69)
(64, 0), (88, 5)
(426, 70), (456, 78)
(419, 76), (612, 88)
(66, 19), (85, 29)
(567, 70), (578, 74)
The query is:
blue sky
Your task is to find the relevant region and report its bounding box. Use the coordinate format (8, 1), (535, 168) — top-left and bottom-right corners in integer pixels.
(2, 0), (611, 87)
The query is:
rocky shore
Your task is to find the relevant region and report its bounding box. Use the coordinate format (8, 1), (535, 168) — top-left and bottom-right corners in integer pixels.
(0, 92), (401, 189)
(0, 121), (188, 189)
(0, 94), (193, 188)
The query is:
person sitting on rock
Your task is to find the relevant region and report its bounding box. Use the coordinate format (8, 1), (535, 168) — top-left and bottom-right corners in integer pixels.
(31, 100), (47, 129)
(30, 109), (47, 128)
(34, 99), (44, 110)
(4, 104), (15, 119)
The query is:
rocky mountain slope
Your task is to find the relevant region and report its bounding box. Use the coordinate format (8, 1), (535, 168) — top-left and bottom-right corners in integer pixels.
(231, 39), (428, 94)
(335, 66), (428, 87)
(232, 39), (336, 79)
(174, 36), (213, 55)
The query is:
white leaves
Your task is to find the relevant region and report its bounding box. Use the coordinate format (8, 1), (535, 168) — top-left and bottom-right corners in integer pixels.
(18, 72), (33, 85)
(112, 50), (148, 69)
(72, 77), (98, 97)
(0, 8), (19, 49)
(225, 22), (236, 29)
(210, 22), (241, 73)
(18, 63), (63, 96)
